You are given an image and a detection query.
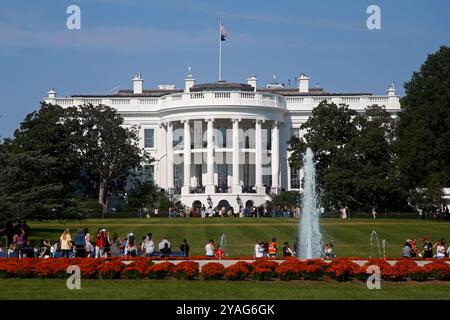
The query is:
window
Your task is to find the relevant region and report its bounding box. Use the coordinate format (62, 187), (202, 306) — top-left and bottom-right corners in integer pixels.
(144, 128), (154, 148)
(143, 165), (154, 183)
(218, 164), (228, 187)
(266, 128), (272, 150)
(290, 128), (300, 139)
(290, 167), (301, 189)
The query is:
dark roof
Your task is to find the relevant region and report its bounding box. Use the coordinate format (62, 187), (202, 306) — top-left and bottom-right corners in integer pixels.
(190, 81), (254, 92)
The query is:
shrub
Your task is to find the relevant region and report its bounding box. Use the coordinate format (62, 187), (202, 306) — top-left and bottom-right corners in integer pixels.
(98, 261), (124, 279)
(224, 263), (250, 281)
(147, 262), (174, 279)
(409, 266), (428, 282)
(122, 266), (145, 279)
(275, 259), (302, 281)
(201, 263), (225, 280)
(251, 266), (273, 281)
(300, 259), (328, 280)
(252, 259), (279, 271)
(326, 260), (359, 282)
(423, 261), (450, 280)
(172, 261), (199, 280)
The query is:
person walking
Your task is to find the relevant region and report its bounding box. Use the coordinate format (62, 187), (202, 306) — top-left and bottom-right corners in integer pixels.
(60, 229), (72, 258)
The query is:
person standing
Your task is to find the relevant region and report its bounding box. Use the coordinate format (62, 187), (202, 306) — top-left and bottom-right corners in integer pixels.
(109, 232), (121, 257)
(254, 240), (264, 259)
(13, 227), (26, 258)
(422, 237), (433, 258)
(95, 229), (107, 258)
(154, 208), (159, 217)
(60, 229), (72, 258)
(143, 233), (155, 257)
(205, 240), (215, 257)
(84, 229), (92, 258)
(268, 238), (278, 258)
(180, 239), (190, 257)
(371, 208), (377, 220)
(74, 229), (86, 258)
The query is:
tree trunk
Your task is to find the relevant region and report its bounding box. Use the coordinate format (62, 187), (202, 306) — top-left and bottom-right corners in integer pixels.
(99, 178), (108, 218)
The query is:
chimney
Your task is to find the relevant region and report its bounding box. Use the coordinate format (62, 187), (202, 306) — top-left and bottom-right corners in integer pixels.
(298, 73), (310, 93)
(132, 73), (143, 94)
(47, 88), (56, 99)
(184, 67), (195, 93)
(247, 74), (257, 91)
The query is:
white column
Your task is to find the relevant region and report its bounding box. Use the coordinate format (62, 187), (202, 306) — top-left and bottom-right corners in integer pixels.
(205, 118), (215, 194)
(182, 120), (191, 195)
(271, 121), (280, 194)
(255, 118), (264, 194)
(232, 118), (242, 194)
(166, 122), (174, 191)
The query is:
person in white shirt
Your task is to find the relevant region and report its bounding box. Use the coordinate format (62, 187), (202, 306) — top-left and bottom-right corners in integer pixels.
(154, 208), (159, 217)
(434, 239), (446, 258)
(205, 240), (215, 257)
(158, 237), (171, 251)
(254, 240), (264, 259)
(142, 233), (155, 257)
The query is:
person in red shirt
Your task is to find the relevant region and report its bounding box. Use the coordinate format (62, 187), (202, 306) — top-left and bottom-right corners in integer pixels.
(95, 228), (107, 258)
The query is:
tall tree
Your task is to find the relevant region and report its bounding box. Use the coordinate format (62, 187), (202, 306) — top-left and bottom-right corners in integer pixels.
(288, 102), (407, 210)
(0, 151), (80, 222)
(288, 101), (359, 208)
(69, 104), (151, 214)
(397, 46), (450, 207)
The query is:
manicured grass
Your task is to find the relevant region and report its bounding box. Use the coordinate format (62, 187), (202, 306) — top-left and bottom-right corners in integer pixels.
(0, 278), (449, 300)
(25, 218), (450, 258)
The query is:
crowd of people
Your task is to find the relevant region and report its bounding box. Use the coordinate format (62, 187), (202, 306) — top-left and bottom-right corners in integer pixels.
(402, 237), (450, 259)
(0, 226), (193, 259)
(168, 205), (301, 219)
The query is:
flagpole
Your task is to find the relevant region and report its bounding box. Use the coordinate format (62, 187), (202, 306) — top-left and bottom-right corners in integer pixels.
(219, 18), (222, 81)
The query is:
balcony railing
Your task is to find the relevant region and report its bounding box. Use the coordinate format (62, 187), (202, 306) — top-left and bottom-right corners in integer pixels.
(215, 185), (231, 193)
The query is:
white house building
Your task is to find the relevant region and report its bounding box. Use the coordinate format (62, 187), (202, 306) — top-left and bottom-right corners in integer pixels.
(44, 69), (401, 212)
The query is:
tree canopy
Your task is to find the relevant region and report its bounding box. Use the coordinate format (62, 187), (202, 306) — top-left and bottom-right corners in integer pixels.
(397, 45), (450, 207)
(288, 102), (407, 211)
(0, 102), (153, 221)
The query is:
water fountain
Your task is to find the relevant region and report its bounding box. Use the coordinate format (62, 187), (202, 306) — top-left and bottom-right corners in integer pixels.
(297, 148), (323, 259)
(369, 231), (386, 258)
(219, 234), (228, 257)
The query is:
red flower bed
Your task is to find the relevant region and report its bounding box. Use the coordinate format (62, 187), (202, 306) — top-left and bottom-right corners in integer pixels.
(300, 259), (328, 280)
(98, 261), (124, 279)
(224, 263), (251, 281)
(252, 258), (279, 271)
(275, 258), (303, 280)
(147, 262), (174, 279)
(326, 259), (360, 282)
(201, 262), (225, 280)
(423, 261), (450, 280)
(122, 266), (145, 279)
(172, 261), (199, 280)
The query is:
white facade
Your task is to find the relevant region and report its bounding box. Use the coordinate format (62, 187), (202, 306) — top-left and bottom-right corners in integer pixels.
(44, 71), (401, 211)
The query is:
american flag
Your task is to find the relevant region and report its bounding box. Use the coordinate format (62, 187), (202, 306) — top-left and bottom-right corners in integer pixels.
(220, 23), (228, 41)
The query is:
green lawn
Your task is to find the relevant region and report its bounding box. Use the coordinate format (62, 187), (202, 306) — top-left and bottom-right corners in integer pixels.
(25, 217), (450, 258)
(0, 279), (449, 300)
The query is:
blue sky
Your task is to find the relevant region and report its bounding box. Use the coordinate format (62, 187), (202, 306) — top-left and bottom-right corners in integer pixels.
(0, 0), (449, 138)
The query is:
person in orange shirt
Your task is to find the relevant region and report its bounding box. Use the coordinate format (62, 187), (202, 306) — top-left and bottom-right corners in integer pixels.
(268, 238), (278, 258)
